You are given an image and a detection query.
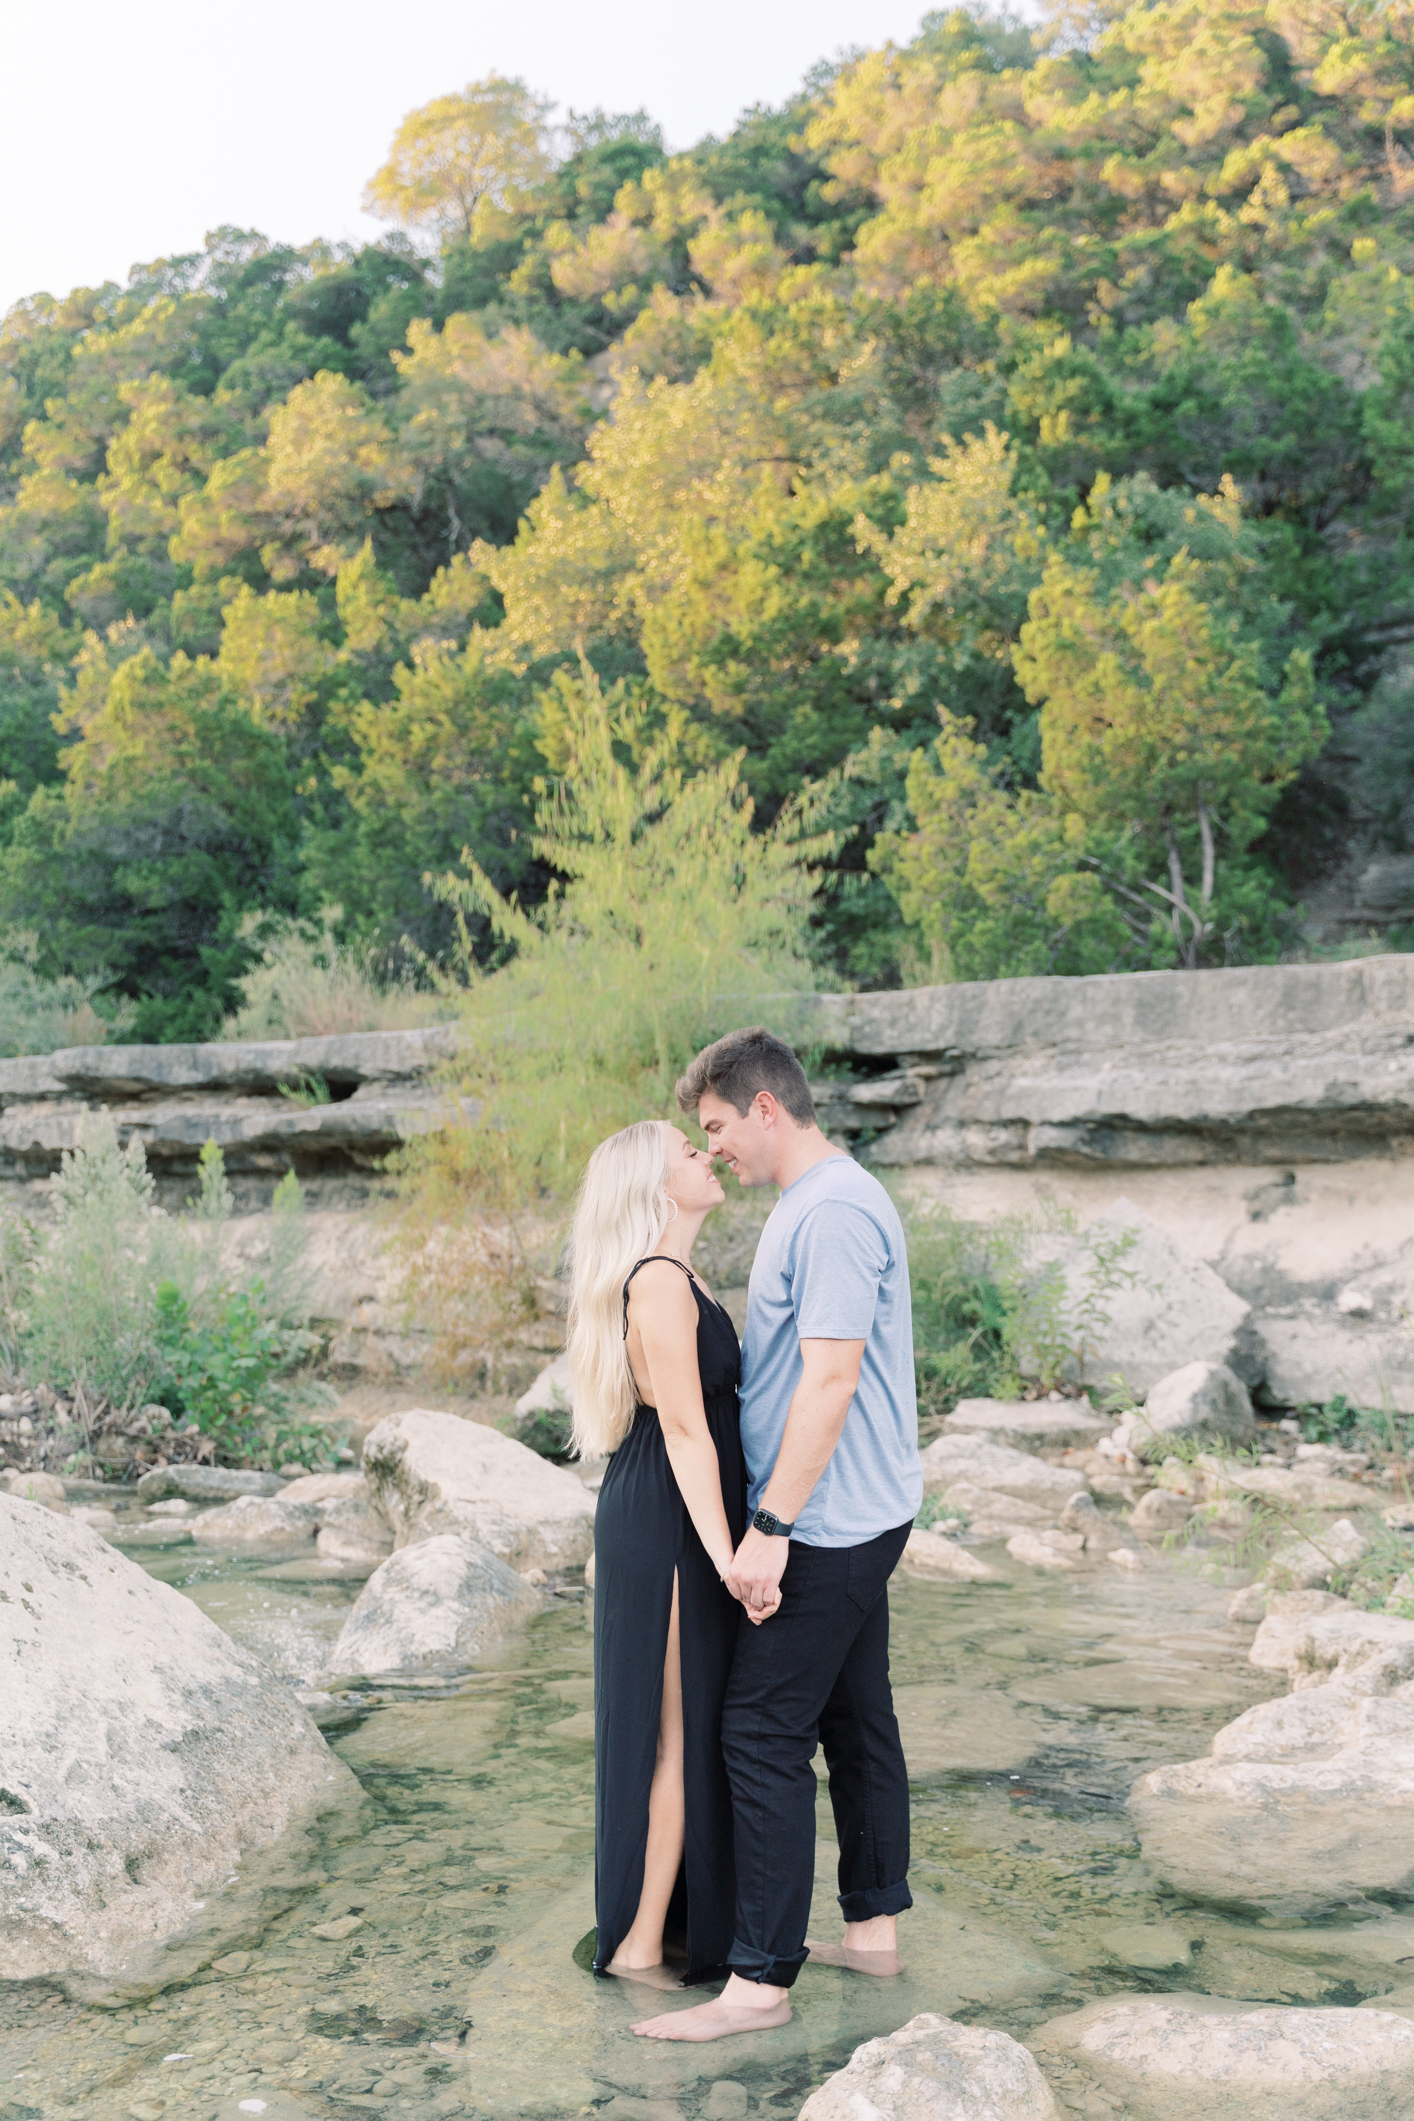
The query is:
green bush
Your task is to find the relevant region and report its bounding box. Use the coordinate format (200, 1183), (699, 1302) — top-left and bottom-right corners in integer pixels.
(19, 1119), (328, 1466)
(899, 1196), (1143, 1424)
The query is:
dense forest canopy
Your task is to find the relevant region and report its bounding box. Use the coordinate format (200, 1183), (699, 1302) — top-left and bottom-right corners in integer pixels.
(4, 0), (1414, 1036)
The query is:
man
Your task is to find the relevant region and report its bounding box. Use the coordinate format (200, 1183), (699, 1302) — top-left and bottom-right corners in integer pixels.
(633, 1025), (922, 2042)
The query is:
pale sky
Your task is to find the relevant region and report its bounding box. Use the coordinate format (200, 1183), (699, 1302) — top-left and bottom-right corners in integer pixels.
(3, 0), (944, 318)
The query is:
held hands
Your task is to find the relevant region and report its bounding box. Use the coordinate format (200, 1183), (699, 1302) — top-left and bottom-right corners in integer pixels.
(725, 1524), (788, 1624)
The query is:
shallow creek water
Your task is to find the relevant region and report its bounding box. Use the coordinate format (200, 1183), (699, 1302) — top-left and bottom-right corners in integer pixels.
(6, 1537), (1412, 2121)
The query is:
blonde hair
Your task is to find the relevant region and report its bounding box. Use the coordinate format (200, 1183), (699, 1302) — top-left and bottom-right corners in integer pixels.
(567, 1120), (675, 1459)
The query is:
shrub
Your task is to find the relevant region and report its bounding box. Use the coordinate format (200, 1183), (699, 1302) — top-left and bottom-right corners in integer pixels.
(19, 1120), (326, 1465)
(222, 906), (451, 1040)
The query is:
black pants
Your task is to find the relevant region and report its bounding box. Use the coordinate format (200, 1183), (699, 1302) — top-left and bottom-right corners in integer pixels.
(720, 1520), (913, 1988)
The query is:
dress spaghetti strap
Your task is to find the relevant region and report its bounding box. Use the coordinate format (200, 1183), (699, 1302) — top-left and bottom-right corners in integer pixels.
(621, 1254), (698, 1338)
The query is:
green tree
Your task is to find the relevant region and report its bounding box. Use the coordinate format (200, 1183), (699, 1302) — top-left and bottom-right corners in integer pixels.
(1016, 553), (1326, 965)
(0, 645), (299, 1037)
(364, 78), (556, 245)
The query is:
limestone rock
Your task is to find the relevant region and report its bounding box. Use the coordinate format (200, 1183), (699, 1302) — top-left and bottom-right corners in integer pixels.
(941, 1398), (1109, 1451)
(0, 1496), (360, 2000)
(1058, 1490), (1126, 1550)
(939, 1480), (1057, 1531)
(135, 1465), (282, 1504)
(276, 1470), (370, 1506)
(511, 1352), (574, 1453)
(68, 1505), (117, 1532)
(921, 1434), (1087, 1511)
(1006, 1528), (1084, 1570)
(1032, 1992), (1414, 2119)
(1266, 1516), (1368, 1590)
(314, 1494), (395, 1567)
(798, 2011), (1058, 2121)
(1130, 1678), (1414, 1916)
(1129, 1488), (1194, 1535)
(1099, 1923), (1195, 1972)
(1024, 1204), (1253, 1398)
(190, 1493), (321, 1553)
(1117, 1361), (1258, 1461)
(327, 1532), (542, 1677)
(1207, 1458), (1373, 1513)
(2, 1468), (67, 1509)
(1229, 1584), (1268, 1623)
(1250, 1592), (1414, 1689)
(363, 1407), (595, 1571)
(903, 1529), (999, 1581)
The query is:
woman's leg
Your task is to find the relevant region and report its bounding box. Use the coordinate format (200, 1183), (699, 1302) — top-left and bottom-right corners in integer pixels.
(611, 1571), (684, 1969)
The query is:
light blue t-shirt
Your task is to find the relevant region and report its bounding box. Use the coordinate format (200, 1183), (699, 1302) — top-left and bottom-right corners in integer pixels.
(739, 1153), (922, 1548)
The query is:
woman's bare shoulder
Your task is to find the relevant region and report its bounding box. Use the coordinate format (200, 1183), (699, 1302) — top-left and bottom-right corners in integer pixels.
(625, 1258), (700, 1316)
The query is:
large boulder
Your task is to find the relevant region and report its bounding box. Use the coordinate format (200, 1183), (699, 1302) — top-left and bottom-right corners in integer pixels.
(798, 2012), (1058, 2120)
(1130, 1675), (1414, 1916)
(363, 1408), (595, 1571)
(1115, 1361), (1258, 1462)
(1032, 1993), (1414, 2120)
(0, 1496), (360, 2000)
(942, 1398), (1109, 1451)
(314, 1493), (395, 1567)
(1026, 1202), (1252, 1397)
(326, 1533), (542, 1677)
(1265, 1516), (1369, 1591)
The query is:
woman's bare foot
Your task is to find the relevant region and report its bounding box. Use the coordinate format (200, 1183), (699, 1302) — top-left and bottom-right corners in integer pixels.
(631, 1973), (791, 2041)
(604, 1958), (684, 1991)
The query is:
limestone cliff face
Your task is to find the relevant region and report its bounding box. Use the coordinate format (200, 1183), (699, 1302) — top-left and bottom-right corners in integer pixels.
(802, 957), (1414, 1413)
(1, 963), (1411, 1408)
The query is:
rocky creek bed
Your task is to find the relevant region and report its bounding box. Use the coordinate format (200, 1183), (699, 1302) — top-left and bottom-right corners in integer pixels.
(9, 1505), (1413, 2121)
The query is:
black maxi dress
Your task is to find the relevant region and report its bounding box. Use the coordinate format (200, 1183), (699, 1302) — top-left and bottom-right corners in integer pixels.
(591, 1256), (747, 1979)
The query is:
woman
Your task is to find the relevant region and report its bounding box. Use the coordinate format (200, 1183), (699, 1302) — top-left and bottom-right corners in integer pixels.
(569, 1118), (757, 1987)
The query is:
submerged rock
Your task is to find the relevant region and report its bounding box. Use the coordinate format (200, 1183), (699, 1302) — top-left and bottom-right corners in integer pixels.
(363, 1407), (595, 1571)
(1006, 1528), (1085, 1570)
(902, 1528), (998, 1581)
(135, 1464), (282, 1504)
(190, 1492), (321, 1553)
(1130, 1675), (1414, 1916)
(1032, 1993), (1414, 2119)
(799, 2011), (1058, 2119)
(1115, 1360), (1258, 1462)
(0, 1496), (360, 2000)
(326, 1532), (543, 1677)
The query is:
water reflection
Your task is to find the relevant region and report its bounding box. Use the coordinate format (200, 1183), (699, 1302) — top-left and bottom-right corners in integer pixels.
(5, 1541), (1405, 2121)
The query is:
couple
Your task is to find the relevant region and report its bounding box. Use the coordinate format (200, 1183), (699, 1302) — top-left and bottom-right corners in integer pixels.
(568, 1026), (923, 2041)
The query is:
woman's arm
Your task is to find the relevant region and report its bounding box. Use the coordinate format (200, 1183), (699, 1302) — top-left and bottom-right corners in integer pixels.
(628, 1264), (737, 1583)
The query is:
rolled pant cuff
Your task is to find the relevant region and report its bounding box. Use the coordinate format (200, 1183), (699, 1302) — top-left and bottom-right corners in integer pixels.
(728, 1941), (809, 1991)
(838, 1880), (913, 1922)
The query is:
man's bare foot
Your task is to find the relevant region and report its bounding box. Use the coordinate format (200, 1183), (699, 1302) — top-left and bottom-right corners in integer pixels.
(804, 1936), (902, 1976)
(631, 1973), (791, 2041)
(604, 1957), (683, 1991)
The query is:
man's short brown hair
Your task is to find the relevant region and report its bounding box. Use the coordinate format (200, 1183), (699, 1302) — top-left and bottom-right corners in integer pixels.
(675, 1026), (816, 1127)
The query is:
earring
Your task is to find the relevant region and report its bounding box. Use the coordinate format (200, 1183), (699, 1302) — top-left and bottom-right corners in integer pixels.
(664, 1198), (679, 1222)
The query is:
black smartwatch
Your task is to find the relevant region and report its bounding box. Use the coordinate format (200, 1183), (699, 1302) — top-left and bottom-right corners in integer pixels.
(752, 1507), (795, 1537)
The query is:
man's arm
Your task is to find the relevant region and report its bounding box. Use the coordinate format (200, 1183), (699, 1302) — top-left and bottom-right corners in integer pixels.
(726, 1336), (865, 1613)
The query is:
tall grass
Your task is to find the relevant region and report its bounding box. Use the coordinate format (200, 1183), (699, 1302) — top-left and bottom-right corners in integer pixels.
(221, 908), (450, 1040)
